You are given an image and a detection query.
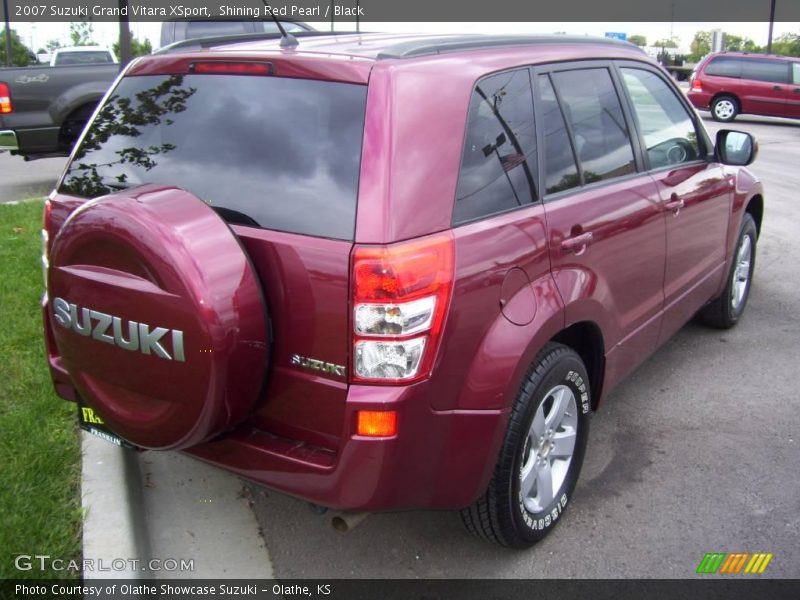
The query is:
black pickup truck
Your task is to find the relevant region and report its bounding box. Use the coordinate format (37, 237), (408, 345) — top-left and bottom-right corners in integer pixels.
(0, 63), (118, 160)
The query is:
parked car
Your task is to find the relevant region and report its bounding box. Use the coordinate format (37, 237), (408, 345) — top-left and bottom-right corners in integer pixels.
(688, 51), (800, 121)
(159, 19), (314, 49)
(42, 33), (763, 548)
(0, 62), (118, 160)
(49, 46), (117, 67)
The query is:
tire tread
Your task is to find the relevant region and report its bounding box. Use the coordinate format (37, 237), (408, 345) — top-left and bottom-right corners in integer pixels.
(460, 342), (580, 547)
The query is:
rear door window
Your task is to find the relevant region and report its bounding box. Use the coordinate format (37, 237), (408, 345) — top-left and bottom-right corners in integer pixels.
(705, 57), (742, 78)
(454, 68), (538, 224)
(60, 74), (367, 240)
(537, 74), (580, 194)
(550, 68), (636, 185)
(740, 58), (789, 83)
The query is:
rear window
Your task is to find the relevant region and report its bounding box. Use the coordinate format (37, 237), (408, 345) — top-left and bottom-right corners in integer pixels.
(55, 51), (113, 65)
(59, 74), (367, 240)
(705, 57), (741, 78)
(185, 21), (251, 38)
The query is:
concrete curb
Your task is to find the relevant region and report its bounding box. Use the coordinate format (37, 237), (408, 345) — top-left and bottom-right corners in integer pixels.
(81, 432), (151, 579)
(81, 431), (273, 579)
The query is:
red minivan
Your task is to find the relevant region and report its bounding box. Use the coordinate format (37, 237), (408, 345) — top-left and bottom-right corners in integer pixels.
(688, 51), (800, 121)
(42, 33), (764, 548)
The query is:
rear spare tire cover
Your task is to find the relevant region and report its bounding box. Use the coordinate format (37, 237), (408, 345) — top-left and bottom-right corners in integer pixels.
(48, 185), (268, 450)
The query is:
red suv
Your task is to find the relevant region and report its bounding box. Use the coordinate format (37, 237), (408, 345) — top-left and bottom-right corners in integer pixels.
(42, 33), (763, 548)
(688, 51), (800, 121)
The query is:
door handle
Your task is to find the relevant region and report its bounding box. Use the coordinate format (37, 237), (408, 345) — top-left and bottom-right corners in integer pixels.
(793, 88), (800, 94)
(772, 85), (784, 91)
(665, 195), (685, 214)
(561, 231), (593, 253)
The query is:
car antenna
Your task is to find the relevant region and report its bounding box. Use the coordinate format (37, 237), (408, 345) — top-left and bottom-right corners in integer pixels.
(261, 0), (298, 48)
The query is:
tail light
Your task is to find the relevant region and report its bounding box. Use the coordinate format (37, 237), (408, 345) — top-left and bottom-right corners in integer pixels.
(0, 82), (12, 113)
(189, 61), (273, 76)
(691, 79), (703, 92)
(351, 232), (454, 383)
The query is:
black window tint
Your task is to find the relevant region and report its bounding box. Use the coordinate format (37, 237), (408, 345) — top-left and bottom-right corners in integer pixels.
(56, 51), (113, 65)
(454, 69), (538, 224)
(186, 21), (252, 38)
(622, 69), (701, 169)
(740, 58), (789, 83)
(537, 74), (580, 194)
(551, 68), (636, 184)
(705, 57), (742, 78)
(59, 74), (367, 240)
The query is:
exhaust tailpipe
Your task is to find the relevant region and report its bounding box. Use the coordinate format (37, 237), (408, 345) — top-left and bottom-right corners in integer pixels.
(331, 512), (370, 533)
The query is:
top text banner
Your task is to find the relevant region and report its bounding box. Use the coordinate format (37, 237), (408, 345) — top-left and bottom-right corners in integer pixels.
(3, 0), (800, 23)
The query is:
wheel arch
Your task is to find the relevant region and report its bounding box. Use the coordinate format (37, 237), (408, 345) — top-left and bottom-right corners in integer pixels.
(745, 194), (763, 238)
(550, 321), (606, 410)
(711, 92), (740, 111)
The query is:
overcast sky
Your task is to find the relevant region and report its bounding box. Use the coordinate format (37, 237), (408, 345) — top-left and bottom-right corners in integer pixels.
(10, 20), (800, 53)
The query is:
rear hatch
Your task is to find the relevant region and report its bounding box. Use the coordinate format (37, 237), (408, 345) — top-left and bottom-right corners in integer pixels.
(47, 57), (369, 451)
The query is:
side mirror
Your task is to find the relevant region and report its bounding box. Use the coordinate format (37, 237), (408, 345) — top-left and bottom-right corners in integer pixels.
(716, 130), (758, 166)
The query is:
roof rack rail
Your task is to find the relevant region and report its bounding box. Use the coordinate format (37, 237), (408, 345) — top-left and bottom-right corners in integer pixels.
(154, 31), (350, 55)
(376, 34), (638, 60)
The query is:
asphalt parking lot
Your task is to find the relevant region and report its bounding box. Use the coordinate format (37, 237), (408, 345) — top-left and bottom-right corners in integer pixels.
(0, 152), (64, 204)
(3, 114), (798, 578)
(247, 114), (800, 578)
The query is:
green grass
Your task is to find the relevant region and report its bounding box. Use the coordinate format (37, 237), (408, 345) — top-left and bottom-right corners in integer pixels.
(0, 200), (82, 580)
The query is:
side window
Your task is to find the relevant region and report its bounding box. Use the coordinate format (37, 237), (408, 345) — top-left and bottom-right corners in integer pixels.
(740, 58), (789, 84)
(454, 69), (538, 225)
(537, 74), (580, 194)
(794, 63), (800, 85)
(551, 68), (636, 185)
(705, 57), (742, 78)
(621, 68), (701, 169)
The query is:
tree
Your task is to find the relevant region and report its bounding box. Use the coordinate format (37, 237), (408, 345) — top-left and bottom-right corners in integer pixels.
(689, 30), (712, 63)
(46, 39), (63, 52)
(689, 30), (765, 62)
(627, 34), (647, 47)
(724, 34), (761, 54)
(653, 38), (679, 48)
(0, 28), (36, 67)
(771, 33), (800, 57)
(112, 35), (152, 60)
(69, 22), (96, 46)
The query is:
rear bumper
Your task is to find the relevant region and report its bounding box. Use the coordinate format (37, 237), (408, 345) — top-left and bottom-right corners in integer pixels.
(185, 385), (509, 511)
(43, 299), (509, 512)
(0, 130), (18, 151)
(687, 90), (712, 110)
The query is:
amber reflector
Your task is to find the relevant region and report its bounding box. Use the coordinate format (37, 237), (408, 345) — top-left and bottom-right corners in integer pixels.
(356, 410), (397, 437)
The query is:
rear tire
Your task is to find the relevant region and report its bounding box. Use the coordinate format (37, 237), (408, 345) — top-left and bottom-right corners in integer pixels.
(58, 104), (97, 151)
(460, 343), (590, 548)
(698, 213), (757, 329)
(711, 95), (738, 122)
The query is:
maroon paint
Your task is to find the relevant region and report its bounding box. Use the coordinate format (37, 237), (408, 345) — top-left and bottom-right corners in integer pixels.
(42, 34), (764, 511)
(688, 52), (800, 120)
(47, 186), (268, 449)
